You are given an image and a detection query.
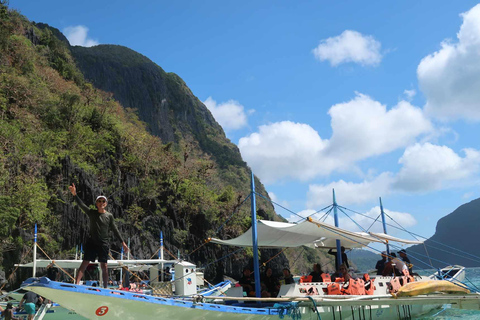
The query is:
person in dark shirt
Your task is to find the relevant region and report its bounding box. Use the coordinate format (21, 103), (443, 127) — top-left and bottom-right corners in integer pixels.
(328, 247), (349, 271)
(46, 261), (59, 281)
(69, 183), (128, 288)
(375, 251), (387, 275)
(19, 292), (43, 320)
(261, 267), (280, 297)
(239, 267), (254, 296)
(282, 268), (294, 285)
(309, 263), (323, 282)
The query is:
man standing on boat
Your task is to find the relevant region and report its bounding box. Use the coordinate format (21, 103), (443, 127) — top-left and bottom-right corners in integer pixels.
(68, 183), (128, 288)
(398, 249), (414, 275)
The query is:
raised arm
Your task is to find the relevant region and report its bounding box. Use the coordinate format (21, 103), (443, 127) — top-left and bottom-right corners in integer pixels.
(68, 183), (89, 213)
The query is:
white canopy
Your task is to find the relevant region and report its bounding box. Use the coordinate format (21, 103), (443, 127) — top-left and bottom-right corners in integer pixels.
(211, 219), (421, 249)
(369, 232), (424, 245)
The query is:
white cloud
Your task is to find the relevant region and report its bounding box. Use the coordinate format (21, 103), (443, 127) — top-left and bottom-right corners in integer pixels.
(418, 4), (480, 121)
(305, 143), (480, 208)
(63, 25), (98, 47)
(307, 173), (394, 208)
(239, 93), (432, 184)
(238, 121), (331, 183)
(312, 30), (382, 66)
(203, 97), (252, 131)
(403, 89), (416, 101)
(393, 143), (480, 192)
(326, 93), (432, 161)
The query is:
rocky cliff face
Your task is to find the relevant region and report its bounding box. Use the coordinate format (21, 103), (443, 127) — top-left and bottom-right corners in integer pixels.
(71, 45), (244, 168)
(408, 198), (480, 268)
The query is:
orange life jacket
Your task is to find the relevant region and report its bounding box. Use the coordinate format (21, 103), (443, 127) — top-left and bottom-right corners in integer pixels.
(326, 282), (342, 295)
(334, 277), (345, 283)
(363, 274), (375, 295)
(300, 275), (313, 283)
(321, 273), (331, 282)
(343, 278), (366, 295)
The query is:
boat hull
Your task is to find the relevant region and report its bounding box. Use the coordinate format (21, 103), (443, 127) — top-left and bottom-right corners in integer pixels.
(22, 279), (455, 320)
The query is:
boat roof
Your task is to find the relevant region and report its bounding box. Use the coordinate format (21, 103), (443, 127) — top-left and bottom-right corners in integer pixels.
(210, 218), (423, 249)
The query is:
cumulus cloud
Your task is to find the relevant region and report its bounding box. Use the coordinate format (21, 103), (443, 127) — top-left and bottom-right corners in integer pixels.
(306, 143), (480, 209)
(307, 173), (394, 209)
(63, 25), (98, 47)
(393, 143), (480, 191)
(418, 4), (480, 120)
(203, 97), (252, 131)
(238, 121), (331, 183)
(239, 94), (432, 184)
(326, 93), (432, 161)
(312, 30), (382, 66)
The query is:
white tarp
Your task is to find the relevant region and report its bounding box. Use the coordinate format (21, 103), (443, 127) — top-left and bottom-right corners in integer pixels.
(369, 232), (424, 245)
(211, 219), (420, 249)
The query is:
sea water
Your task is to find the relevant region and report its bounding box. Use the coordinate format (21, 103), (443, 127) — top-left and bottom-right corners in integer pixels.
(417, 267), (480, 320)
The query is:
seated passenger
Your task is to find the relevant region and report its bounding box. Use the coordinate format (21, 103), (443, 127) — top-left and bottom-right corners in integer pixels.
(333, 263), (356, 282)
(309, 263), (323, 282)
(282, 268), (295, 285)
(239, 267), (255, 296)
(261, 267), (280, 297)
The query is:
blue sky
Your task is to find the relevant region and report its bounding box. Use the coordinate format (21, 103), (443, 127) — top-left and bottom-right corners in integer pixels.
(10, 1), (480, 247)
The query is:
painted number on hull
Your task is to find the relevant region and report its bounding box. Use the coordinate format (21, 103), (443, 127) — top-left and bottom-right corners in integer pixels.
(96, 306), (109, 316)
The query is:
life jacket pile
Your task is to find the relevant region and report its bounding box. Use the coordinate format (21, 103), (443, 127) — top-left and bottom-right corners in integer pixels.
(363, 274), (375, 295)
(342, 278), (366, 295)
(326, 282), (342, 295)
(388, 270), (415, 294)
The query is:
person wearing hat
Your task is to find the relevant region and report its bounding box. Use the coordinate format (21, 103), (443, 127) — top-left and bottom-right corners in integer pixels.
(398, 249), (413, 275)
(0, 302), (19, 320)
(375, 251), (388, 275)
(69, 183), (128, 288)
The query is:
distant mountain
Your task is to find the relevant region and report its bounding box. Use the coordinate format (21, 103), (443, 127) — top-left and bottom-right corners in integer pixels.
(408, 198), (480, 268)
(348, 249), (381, 272)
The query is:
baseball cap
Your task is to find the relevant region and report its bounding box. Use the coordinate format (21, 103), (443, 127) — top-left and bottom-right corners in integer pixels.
(96, 195), (107, 202)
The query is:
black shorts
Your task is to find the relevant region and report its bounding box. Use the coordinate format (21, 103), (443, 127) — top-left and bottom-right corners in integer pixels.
(84, 239), (109, 263)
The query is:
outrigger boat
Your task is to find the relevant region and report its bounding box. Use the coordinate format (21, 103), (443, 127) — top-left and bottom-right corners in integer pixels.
(18, 174), (480, 319)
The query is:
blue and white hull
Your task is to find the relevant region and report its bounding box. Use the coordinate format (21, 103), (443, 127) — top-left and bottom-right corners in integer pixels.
(21, 277), (480, 320)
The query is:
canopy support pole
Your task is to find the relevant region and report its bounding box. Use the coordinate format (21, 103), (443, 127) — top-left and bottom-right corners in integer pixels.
(251, 172), (261, 298)
(333, 190), (342, 270)
(33, 223), (37, 277)
(379, 197), (390, 255)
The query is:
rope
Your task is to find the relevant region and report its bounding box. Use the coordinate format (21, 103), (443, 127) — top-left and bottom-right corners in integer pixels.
(339, 205), (480, 264)
(36, 244), (75, 282)
(189, 238), (212, 256)
(365, 214), (381, 232)
(307, 295), (322, 320)
(262, 248), (287, 266)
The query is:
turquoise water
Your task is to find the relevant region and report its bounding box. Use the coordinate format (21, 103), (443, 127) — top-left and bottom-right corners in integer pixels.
(417, 267), (480, 320)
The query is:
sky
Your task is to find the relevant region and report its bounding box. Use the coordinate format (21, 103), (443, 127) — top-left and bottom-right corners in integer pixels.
(10, 1), (480, 249)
